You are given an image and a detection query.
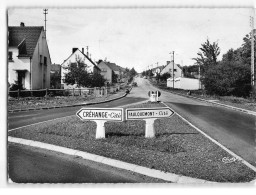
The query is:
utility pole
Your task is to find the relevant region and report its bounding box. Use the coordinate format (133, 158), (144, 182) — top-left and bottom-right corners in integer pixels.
(250, 16), (255, 89)
(43, 9), (48, 37)
(170, 51), (175, 88)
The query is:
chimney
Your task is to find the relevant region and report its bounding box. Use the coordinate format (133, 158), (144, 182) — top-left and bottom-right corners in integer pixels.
(72, 48), (78, 53)
(82, 48), (84, 54)
(20, 22), (25, 27)
(167, 61), (170, 65)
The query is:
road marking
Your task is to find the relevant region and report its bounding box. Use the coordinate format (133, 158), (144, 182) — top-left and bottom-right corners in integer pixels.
(8, 115), (74, 132)
(161, 101), (256, 173)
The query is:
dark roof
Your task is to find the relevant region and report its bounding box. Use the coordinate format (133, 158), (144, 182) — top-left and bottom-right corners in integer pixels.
(105, 62), (120, 71)
(8, 26), (44, 57)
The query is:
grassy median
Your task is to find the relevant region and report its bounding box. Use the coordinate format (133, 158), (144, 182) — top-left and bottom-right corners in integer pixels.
(8, 102), (256, 182)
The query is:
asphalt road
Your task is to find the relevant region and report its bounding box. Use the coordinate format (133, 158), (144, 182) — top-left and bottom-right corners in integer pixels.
(8, 142), (165, 183)
(131, 77), (256, 166)
(8, 96), (148, 130)
(7, 77), (256, 182)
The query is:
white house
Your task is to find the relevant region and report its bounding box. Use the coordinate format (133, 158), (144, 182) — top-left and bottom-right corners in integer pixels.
(61, 48), (101, 89)
(160, 61), (182, 78)
(8, 22), (51, 90)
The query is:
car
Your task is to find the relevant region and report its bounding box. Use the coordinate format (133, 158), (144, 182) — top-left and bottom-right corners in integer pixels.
(132, 82), (138, 87)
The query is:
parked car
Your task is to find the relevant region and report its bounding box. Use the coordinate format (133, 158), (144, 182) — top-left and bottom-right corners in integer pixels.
(132, 82), (138, 87)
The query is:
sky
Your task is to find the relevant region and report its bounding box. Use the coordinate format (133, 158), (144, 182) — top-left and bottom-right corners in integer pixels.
(8, 7), (255, 73)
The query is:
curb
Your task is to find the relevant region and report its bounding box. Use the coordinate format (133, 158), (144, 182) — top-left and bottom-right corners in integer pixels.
(8, 136), (216, 184)
(150, 82), (256, 116)
(8, 89), (131, 113)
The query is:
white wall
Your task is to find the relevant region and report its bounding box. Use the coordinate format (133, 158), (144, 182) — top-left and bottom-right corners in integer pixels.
(167, 77), (200, 90)
(8, 48), (31, 89)
(32, 31), (51, 89)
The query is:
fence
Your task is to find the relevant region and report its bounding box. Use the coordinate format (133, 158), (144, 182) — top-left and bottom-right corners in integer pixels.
(9, 83), (126, 98)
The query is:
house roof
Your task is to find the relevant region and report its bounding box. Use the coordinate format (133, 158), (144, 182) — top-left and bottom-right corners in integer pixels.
(61, 49), (101, 71)
(8, 26), (44, 57)
(105, 62), (120, 72)
(166, 61), (182, 69)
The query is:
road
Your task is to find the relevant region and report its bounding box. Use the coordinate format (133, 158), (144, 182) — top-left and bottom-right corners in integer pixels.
(131, 77), (256, 166)
(8, 77), (256, 182)
(8, 96), (148, 130)
(8, 142), (165, 183)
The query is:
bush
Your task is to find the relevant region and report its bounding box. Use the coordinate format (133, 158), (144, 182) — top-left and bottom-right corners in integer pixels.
(202, 61), (251, 97)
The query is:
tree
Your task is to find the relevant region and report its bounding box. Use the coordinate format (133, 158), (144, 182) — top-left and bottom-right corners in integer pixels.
(129, 67), (137, 77)
(193, 39), (220, 75)
(63, 56), (90, 87)
(50, 71), (61, 89)
(201, 32), (255, 97)
(202, 61), (251, 97)
(88, 73), (106, 87)
(112, 70), (118, 84)
(159, 72), (171, 81)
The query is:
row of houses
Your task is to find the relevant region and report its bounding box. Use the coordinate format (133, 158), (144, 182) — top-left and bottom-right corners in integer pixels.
(8, 23), (127, 90)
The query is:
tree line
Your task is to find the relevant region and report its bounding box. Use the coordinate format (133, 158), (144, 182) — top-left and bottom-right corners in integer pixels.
(193, 31), (255, 97)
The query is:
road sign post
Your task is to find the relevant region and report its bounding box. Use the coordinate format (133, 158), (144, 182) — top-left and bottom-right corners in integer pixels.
(76, 108), (123, 139)
(126, 107), (174, 138)
(145, 119), (156, 138)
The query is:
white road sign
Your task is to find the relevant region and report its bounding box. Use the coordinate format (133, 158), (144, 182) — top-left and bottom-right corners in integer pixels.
(76, 108), (123, 121)
(126, 107), (174, 120)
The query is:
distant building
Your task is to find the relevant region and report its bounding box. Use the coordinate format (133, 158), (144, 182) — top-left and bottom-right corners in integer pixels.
(61, 48), (101, 89)
(8, 22), (51, 89)
(97, 60), (124, 84)
(152, 65), (166, 77)
(160, 61), (182, 78)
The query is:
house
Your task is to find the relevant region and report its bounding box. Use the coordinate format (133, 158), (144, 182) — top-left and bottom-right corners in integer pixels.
(8, 22), (51, 90)
(97, 60), (123, 84)
(152, 65), (166, 77)
(61, 48), (101, 89)
(160, 61), (183, 78)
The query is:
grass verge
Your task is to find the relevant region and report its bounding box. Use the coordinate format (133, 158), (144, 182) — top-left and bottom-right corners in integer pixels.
(8, 102), (256, 182)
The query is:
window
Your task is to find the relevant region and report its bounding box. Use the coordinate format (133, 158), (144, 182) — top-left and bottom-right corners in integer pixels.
(40, 55), (43, 64)
(44, 57), (47, 65)
(8, 52), (13, 61)
(101, 68), (107, 72)
(174, 69), (177, 72)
